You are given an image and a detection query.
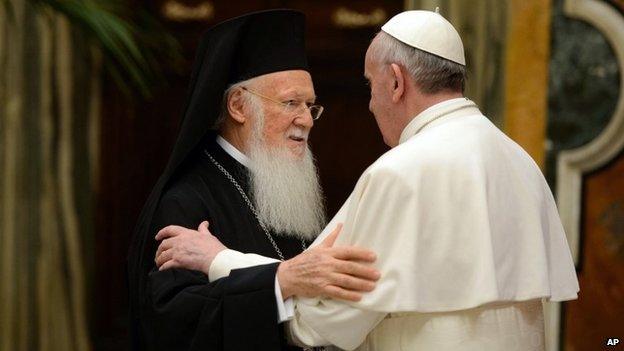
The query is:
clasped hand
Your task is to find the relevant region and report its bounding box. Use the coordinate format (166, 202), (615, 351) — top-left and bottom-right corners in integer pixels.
(155, 223), (380, 302)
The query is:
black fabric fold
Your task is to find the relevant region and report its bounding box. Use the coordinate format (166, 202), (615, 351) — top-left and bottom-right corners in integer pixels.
(128, 9), (310, 351)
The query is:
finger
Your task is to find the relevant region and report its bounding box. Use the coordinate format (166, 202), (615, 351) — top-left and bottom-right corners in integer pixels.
(331, 246), (376, 262)
(155, 238), (172, 259)
(155, 244), (164, 260)
(155, 248), (173, 268)
(330, 273), (376, 292)
(319, 223), (343, 248)
(336, 261), (381, 281)
(159, 259), (179, 271)
(155, 225), (186, 241)
(322, 285), (362, 302)
(197, 220), (210, 234)
(156, 237), (175, 258)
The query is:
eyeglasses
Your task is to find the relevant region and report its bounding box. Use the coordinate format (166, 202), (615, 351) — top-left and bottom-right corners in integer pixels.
(241, 87), (324, 120)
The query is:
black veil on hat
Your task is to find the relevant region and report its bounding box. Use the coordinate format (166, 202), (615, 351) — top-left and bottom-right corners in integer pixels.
(160, 8), (308, 189)
(127, 9), (308, 345)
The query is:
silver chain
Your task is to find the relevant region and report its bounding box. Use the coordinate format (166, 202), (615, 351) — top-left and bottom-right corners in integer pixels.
(204, 150), (306, 260)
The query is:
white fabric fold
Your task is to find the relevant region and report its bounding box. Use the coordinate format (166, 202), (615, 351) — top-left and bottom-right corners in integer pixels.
(216, 135), (250, 167)
(208, 98), (579, 349)
(302, 98), (578, 313)
(275, 276), (295, 323)
(208, 249), (279, 281)
(209, 249), (294, 322)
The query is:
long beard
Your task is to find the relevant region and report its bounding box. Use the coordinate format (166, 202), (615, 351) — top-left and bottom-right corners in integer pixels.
(247, 111), (326, 240)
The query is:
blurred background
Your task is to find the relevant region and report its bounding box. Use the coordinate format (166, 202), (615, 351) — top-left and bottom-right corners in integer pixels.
(0, 0), (622, 350)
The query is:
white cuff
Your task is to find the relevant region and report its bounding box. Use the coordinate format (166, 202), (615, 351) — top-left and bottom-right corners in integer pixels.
(275, 275), (295, 323)
(208, 249), (280, 281)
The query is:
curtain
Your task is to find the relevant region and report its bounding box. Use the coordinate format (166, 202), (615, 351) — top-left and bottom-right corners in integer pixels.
(405, 0), (508, 126)
(0, 1), (99, 350)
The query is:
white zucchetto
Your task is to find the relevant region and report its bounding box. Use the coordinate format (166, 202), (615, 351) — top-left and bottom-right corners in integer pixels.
(381, 10), (466, 66)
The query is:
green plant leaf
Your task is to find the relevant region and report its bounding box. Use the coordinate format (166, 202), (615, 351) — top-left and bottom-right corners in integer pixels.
(29, 0), (182, 99)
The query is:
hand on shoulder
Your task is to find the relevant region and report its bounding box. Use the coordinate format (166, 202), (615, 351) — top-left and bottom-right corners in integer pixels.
(154, 221), (225, 275)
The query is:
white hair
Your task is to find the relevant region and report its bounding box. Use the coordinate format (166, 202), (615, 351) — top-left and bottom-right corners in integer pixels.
(370, 31), (466, 93)
(214, 76), (263, 129)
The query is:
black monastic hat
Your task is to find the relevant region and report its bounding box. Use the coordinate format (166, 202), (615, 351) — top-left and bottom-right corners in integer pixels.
(176, 9), (308, 175)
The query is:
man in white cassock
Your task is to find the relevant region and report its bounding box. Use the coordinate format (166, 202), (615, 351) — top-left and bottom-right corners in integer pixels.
(155, 10), (579, 350)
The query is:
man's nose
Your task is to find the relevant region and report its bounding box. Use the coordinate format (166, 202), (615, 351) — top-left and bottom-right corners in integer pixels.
(294, 109), (314, 129)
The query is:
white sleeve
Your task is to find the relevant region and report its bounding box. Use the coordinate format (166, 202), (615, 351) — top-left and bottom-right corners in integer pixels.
(275, 276), (295, 322)
(208, 249), (294, 323)
(208, 249), (279, 281)
(287, 298), (386, 350)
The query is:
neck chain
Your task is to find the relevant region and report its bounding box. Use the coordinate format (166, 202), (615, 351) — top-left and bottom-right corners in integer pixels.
(204, 150), (306, 260)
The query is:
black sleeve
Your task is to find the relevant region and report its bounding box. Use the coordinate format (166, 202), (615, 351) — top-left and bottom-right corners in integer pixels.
(140, 193), (286, 351)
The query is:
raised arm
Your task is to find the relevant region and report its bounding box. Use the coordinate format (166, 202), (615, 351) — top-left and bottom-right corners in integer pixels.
(155, 223), (380, 302)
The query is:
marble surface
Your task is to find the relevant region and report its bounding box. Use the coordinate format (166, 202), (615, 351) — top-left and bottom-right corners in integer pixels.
(546, 0), (621, 185)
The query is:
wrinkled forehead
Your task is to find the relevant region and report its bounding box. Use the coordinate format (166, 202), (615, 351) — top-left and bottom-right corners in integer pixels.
(255, 70), (315, 98)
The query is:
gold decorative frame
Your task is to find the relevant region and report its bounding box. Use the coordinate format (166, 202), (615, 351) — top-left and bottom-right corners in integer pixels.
(547, 0), (624, 350)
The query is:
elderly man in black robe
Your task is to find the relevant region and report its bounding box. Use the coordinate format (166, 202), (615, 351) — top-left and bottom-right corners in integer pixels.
(127, 10), (380, 351)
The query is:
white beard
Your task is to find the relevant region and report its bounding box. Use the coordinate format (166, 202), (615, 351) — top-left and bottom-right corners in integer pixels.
(247, 108), (326, 240)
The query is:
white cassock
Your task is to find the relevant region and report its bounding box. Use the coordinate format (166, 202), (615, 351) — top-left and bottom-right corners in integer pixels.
(210, 98), (580, 350)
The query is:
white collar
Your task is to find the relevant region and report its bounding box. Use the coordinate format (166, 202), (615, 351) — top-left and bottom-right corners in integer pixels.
(216, 135), (251, 168)
(398, 98), (480, 145)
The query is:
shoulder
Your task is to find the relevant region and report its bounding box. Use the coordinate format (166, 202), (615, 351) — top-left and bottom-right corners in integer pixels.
(359, 142), (432, 189)
(159, 182), (206, 214)
(382, 115), (521, 170)
(151, 162), (216, 230)
(351, 116), (502, 193)
(349, 156), (414, 206)
(161, 156), (219, 206)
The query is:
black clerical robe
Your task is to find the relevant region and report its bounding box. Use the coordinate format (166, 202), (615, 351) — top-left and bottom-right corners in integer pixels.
(139, 138), (305, 351)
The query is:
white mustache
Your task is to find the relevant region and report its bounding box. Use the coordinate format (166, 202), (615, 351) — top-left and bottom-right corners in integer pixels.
(288, 128), (308, 140)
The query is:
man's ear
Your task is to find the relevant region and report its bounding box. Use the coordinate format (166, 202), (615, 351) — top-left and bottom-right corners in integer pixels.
(227, 88), (247, 124)
(390, 63), (405, 103)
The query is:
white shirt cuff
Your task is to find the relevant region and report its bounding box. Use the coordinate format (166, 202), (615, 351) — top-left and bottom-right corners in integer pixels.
(275, 275), (295, 323)
(208, 249), (280, 281)
(207, 249), (294, 323)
